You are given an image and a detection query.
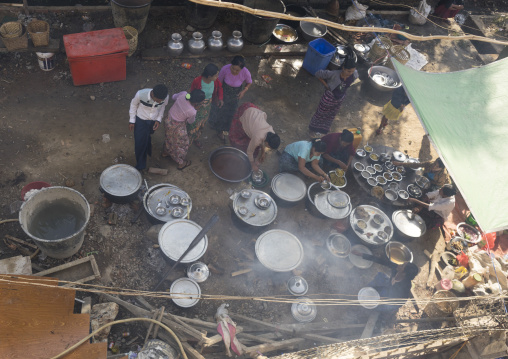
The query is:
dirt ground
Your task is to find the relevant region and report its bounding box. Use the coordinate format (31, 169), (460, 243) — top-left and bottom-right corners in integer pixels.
(0, 6), (494, 356)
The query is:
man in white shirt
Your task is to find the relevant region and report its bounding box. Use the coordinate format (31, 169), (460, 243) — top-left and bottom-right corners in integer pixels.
(129, 84), (169, 171)
(408, 184), (456, 230)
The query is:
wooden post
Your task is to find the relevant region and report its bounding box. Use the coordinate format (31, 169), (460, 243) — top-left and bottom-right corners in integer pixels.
(22, 0), (29, 15)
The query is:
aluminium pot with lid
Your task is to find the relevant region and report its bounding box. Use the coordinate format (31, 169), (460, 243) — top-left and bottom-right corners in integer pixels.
(143, 184), (192, 223)
(158, 219), (208, 263)
(255, 229), (304, 272)
(100, 164), (142, 202)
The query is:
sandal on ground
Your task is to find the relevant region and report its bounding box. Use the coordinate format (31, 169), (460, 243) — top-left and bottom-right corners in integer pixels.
(194, 140), (203, 149)
(177, 160), (192, 171)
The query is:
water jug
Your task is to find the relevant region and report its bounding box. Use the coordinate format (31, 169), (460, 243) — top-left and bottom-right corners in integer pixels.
(207, 30), (223, 52)
(188, 32), (205, 55)
(227, 31), (244, 53)
(168, 33), (184, 56)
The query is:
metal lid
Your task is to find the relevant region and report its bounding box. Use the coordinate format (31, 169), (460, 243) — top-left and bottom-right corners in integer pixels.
(287, 276), (309, 296)
(187, 262), (210, 283)
(255, 230), (303, 272)
(358, 287), (380, 309)
(145, 185), (192, 222)
(327, 233), (351, 258)
(392, 210), (427, 238)
(392, 151), (406, 162)
(158, 220), (208, 263)
(271, 173), (306, 202)
(291, 297), (317, 322)
(327, 191), (350, 208)
(349, 244), (373, 269)
(233, 190), (277, 227)
(314, 191), (352, 219)
(100, 164), (142, 197)
(170, 278), (201, 308)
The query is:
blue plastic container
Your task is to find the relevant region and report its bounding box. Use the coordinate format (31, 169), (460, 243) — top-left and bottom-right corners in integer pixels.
(302, 38), (336, 75)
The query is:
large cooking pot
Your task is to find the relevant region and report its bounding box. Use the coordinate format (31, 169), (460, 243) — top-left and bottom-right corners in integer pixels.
(270, 173), (307, 206)
(306, 182), (352, 220)
(100, 164), (142, 203)
(209, 147), (252, 182)
(143, 183), (192, 224)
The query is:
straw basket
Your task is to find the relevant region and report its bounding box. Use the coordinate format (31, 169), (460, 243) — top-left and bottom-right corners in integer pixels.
(0, 22), (28, 51)
(28, 20), (50, 47)
(369, 36), (392, 61)
(386, 45), (411, 70)
(123, 26), (138, 57)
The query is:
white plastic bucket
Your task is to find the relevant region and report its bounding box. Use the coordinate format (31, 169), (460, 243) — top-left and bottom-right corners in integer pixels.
(36, 52), (55, 71)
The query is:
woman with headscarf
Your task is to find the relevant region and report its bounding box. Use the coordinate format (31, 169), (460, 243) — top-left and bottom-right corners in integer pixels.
(279, 139), (330, 182)
(228, 102), (280, 171)
(162, 89), (205, 170)
(188, 63), (224, 148)
(308, 49), (358, 135)
(208, 56), (253, 142)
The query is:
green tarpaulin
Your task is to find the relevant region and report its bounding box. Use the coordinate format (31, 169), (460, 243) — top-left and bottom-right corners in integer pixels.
(392, 58), (508, 233)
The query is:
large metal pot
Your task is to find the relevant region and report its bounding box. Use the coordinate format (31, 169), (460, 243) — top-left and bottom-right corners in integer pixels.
(100, 164), (142, 203)
(230, 189), (277, 232)
(209, 147), (252, 182)
(299, 20), (327, 42)
(368, 65), (402, 92)
(143, 183), (192, 224)
(270, 173), (307, 206)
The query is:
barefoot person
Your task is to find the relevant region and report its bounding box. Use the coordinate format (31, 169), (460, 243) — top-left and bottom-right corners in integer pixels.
(188, 63), (223, 148)
(129, 84), (169, 171)
(376, 87), (410, 135)
(228, 102), (280, 171)
(162, 90), (205, 170)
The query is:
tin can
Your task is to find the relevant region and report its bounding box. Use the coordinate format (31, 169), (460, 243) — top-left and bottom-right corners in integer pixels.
(181, 63), (192, 69)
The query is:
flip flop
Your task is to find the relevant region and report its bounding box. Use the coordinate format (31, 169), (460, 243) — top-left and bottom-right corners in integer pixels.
(177, 160), (192, 171)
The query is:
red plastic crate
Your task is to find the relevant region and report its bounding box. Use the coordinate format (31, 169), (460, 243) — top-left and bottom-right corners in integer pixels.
(63, 28), (129, 86)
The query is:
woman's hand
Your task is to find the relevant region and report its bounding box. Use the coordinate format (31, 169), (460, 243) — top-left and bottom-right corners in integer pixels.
(238, 90), (247, 99)
(218, 100), (224, 108)
(316, 175), (325, 182)
(153, 122), (160, 131)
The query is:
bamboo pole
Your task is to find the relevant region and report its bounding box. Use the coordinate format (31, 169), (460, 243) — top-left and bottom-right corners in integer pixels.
(187, 0), (508, 46)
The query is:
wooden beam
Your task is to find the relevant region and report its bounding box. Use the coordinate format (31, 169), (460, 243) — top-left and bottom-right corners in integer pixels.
(244, 338), (305, 356)
(361, 311), (380, 339)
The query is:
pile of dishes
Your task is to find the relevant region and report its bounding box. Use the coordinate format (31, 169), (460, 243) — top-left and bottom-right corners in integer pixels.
(329, 168), (347, 188)
(232, 189), (277, 227)
(144, 184), (192, 222)
(350, 205), (394, 245)
(308, 183), (352, 219)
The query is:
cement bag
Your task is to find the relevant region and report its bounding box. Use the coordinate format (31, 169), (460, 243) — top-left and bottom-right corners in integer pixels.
(409, 0), (431, 25)
(345, 1), (368, 22)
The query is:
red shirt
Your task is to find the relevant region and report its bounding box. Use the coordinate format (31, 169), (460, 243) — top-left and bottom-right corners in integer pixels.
(322, 133), (355, 156)
(190, 76), (223, 103)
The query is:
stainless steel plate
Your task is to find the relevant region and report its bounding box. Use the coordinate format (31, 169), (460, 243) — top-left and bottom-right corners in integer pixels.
(255, 230), (303, 272)
(392, 210), (427, 238)
(392, 151), (407, 162)
(349, 244), (373, 268)
(350, 205), (393, 245)
(233, 190), (277, 227)
(271, 173), (306, 202)
(158, 219), (208, 263)
(314, 191), (352, 219)
(358, 287), (380, 309)
(170, 278), (201, 307)
(100, 164), (142, 197)
(147, 185), (191, 222)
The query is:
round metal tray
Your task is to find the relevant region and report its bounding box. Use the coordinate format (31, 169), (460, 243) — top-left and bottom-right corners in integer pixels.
(392, 210), (427, 238)
(158, 219), (208, 263)
(255, 230), (303, 272)
(232, 190), (278, 227)
(271, 173), (307, 202)
(170, 278), (201, 308)
(313, 191), (352, 219)
(146, 185), (191, 222)
(349, 244), (373, 268)
(209, 146), (252, 182)
(350, 205), (393, 245)
(358, 287), (380, 309)
(100, 164), (142, 197)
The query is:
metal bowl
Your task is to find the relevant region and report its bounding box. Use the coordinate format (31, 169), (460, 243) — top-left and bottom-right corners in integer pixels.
(361, 170), (370, 179)
(374, 164), (383, 173)
(415, 175), (430, 190)
(391, 172), (402, 181)
(180, 197), (191, 206)
(366, 166), (376, 175)
(369, 153), (380, 162)
(240, 190), (252, 199)
(367, 177), (377, 186)
(448, 236), (467, 253)
(320, 180), (331, 190)
(238, 206), (248, 216)
(327, 233), (351, 258)
(376, 176), (387, 185)
(356, 219), (367, 230)
(364, 145), (374, 153)
(171, 206), (185, 218)
(385, 161), (395, 171)
(383, 172), (393, 181)
(273, 23), (298, 43)
(209, 146), (252, 183)
(376, 231), (388, 242)
(388, 182), (399, 191)
(398, 190), (409, 200)
(299, 20), (327, 41)
(354, 162), (365, 171)
(385, 241), (413, 264)
(407, 184), (422, 198)
(396, 166), (406, 175)
(329, 171), (347, 189)
(169, 194), (181, 205)
(385, 189), (398, 201)
(354, 43), (371, 54)
(356, 149), (367, 157)
(255, 196), (271, 209)
(368, 65), (402, 92)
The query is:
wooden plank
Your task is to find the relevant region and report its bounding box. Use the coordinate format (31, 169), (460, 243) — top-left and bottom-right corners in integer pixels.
(34, 255), (100, 285)
(141, 44), (308, 61)
(63, 342), (107, 359)
(0, 38), (60, 53)
(232, 268), (252, 277)
(244, 338), (305, 356)
(361, 311), (380, 339)
(201, 326), (244, 348)
(5, 235), (38, 249)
